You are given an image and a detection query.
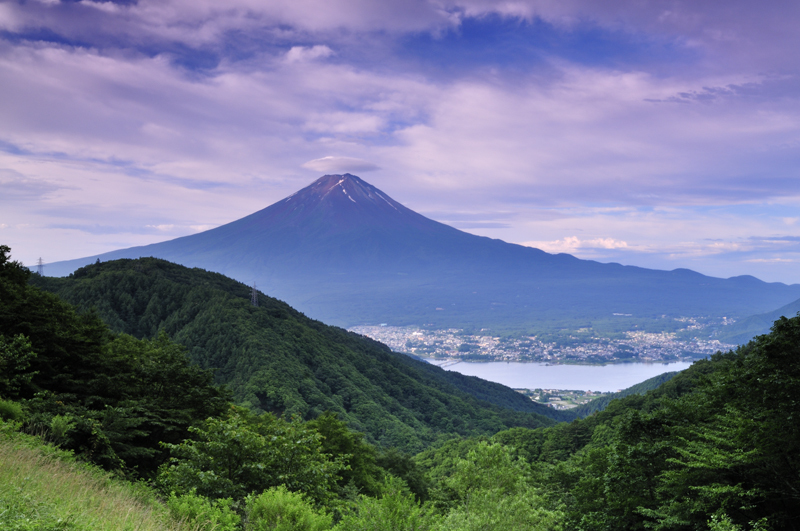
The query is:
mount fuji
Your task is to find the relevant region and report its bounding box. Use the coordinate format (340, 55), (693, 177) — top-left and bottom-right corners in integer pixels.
(45, 174), (800, 330)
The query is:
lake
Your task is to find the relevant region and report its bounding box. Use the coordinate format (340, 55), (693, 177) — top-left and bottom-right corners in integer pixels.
(428, 360), (695, 392)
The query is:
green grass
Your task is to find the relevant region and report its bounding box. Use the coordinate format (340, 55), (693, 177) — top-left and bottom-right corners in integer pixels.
(0, 427), (191, 531)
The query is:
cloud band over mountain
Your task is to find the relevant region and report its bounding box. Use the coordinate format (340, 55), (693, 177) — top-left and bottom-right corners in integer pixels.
(1, 0), (800, 282)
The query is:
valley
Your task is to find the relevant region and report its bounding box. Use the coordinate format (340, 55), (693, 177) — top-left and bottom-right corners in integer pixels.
(514, 388), (609, 410)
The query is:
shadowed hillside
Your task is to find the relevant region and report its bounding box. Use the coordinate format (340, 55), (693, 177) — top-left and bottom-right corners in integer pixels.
(33, 257), (567, 452)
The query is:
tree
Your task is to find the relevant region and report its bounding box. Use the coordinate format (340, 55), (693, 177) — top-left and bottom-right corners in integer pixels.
(645, 315), (800, 530)
(0, 333), (36, 399)
(435, 442), (565, 531)
(306, 412), (383, 498)
(159, 408), (344, 506)
(333, 476), (439, 531)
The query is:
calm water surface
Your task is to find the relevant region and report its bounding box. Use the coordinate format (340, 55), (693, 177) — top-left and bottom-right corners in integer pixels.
(429, 360), (694, 392)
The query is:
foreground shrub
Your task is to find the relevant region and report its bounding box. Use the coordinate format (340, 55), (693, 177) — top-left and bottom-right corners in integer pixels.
(333, 476), (440, 531)
(159, 409), (343, 506)
(0, 398), (24, 422)
(436, 442), (564, 531)
(246, 486), (332, 531)
(167, 491), (241, 531)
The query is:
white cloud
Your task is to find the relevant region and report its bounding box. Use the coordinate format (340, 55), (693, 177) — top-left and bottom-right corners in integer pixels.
(285, 45), (335, 64)
(0, 4), (20, 31)
(747, 258), (794, 263)
(523, 236), (630, 254)
(302, 156), (380, 173)
(2, 0), (800, 285)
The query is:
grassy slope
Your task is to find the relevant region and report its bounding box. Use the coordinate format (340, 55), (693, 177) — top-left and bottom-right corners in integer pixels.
(32, 258), (565, 452)
(0, 424), (187, 531)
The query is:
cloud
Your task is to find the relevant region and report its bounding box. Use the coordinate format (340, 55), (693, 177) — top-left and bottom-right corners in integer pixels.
(524, 236), (630, 254)
(285, 45), (335, 63)
(0, 3), (21, 31)
(302, 156), (380, 173)
(2, 0), (800, 285)
(0, 169), (63, 201)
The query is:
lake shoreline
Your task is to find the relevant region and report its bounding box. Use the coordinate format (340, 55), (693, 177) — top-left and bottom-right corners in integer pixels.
(424, 357), (703, 367)
(425, 359), (695, 392)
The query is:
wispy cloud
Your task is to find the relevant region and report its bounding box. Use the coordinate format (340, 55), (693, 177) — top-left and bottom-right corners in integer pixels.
(302, 156), (380, 173)
(0, 169), (63, 200)
(1, 0), (800, 283)
(524, 236), (631, 254)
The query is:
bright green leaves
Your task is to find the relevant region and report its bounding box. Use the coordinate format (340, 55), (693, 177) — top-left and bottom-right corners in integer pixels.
(166, 491), (241, 531)
(159, 408), (344, 506)
(333, 475), (440, 531)
(438, 443), (564, 531)
(246, 486), (332, 531)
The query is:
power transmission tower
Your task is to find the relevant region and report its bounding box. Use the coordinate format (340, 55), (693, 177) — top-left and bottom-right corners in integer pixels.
(37, 257), (44, 276)
(251, 282), (259, 307)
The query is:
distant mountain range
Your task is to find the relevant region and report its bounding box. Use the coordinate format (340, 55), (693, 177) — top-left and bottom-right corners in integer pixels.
(45, 174), (800, 332)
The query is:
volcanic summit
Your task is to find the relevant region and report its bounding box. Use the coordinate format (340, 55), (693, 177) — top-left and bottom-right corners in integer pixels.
(44, 174), (800, 329)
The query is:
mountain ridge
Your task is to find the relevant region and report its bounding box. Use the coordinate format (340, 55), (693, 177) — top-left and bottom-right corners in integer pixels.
(43, 174), (800, 330)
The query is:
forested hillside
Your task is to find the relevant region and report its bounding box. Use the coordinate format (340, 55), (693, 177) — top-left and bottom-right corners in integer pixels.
(31, 256), (563, 451)
(572, 370), (678, 417)
(716, 295), (800, 345)
(5, 244), (800, 529)
(422, 316), (800, 530)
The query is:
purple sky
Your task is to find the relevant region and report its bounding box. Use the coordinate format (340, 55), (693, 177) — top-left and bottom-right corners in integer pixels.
(2, 0), (800, 283)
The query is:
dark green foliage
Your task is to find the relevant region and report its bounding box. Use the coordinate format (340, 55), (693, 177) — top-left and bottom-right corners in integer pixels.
(375, 447), (430, 502)
(306, 412), (383, 499)
(572, 371), (678, 417)
(33, 257), (558, 452)
(1, 246), (228, 476)
(640, 315), (800, 529)
(1, 247), (111, 401)
(14, 331), (229, 476)
(0, 333), (36, 399)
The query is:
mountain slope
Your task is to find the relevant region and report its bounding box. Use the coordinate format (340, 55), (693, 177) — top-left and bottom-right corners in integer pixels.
(716, 297), (800, 344)
(32, 258), (565, 452)
(44, 174), (800, 329)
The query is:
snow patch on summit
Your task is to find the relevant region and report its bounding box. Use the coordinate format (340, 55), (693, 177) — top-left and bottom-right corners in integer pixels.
(375, 191), (399, 211)
(342, 188), (356, 203)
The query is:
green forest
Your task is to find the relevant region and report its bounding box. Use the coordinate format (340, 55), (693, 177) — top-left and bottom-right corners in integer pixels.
(2, 245), (799, 530)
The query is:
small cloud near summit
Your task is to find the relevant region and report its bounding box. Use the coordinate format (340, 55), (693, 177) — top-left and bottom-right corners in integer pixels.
(302, 156), (380, 173)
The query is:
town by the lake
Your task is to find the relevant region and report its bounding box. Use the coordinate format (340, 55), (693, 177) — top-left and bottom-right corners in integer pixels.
(350, 323), (736, 365)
